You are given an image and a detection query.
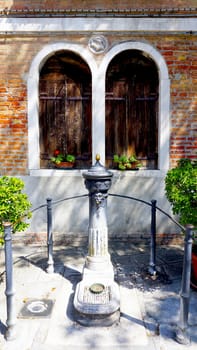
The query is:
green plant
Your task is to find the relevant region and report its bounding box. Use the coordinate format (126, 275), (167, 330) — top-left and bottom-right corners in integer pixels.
(0, 176), (32, 244)
(165, 158), (197, 228)
(50, 150), (75, 164)
(113, 154), (142, 170)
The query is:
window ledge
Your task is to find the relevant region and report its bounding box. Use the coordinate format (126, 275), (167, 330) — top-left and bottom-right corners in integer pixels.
(29, 169), (167, 177)
(111, 169), (167, 177)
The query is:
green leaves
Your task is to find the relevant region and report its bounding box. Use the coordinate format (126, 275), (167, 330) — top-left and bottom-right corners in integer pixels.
(113, 154), (142, 170)
(0, 177), (32, 244)
(50, 153), (75, 164)
(165, 159), (197, 228)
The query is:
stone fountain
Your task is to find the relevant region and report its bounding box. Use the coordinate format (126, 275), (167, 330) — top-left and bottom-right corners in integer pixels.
(74, 155), (120, 326)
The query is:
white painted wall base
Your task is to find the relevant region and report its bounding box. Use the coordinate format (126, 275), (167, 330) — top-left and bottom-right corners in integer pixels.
(21, 171), (180, 236)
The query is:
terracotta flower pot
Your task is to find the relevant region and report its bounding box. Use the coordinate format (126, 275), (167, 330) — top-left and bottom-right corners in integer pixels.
(191, 247), (197, 290)
(54, 162), (74, 169)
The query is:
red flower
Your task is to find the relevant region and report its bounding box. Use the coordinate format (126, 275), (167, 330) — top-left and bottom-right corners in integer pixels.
(54, 149), (60, 156)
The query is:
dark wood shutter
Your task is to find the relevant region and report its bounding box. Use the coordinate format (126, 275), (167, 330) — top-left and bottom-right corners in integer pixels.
(106, 50), (158, 169)
(39, 52), (92, 169)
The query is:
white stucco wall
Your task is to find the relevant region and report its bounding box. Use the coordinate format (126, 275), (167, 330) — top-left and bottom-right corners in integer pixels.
(21, 171), (179, 237)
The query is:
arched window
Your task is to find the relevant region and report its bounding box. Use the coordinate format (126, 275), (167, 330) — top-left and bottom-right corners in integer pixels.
(105, 50), (159, 169)
(39, 50), (92, 168)
(28, 41), (169, 173)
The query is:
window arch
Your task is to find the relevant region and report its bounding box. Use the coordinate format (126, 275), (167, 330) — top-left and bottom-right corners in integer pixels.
(97, 41), (170, 170)
(27, 43), (97, 170)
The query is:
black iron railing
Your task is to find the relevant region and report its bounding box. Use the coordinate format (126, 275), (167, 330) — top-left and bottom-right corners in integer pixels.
(3, 192), (193, 343)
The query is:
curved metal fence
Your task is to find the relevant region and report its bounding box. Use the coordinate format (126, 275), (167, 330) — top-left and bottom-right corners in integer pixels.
(3, 191), (193, 342)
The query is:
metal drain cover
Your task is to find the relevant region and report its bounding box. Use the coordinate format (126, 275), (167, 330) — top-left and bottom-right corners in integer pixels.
(19, 299), (54, 318)
(89, 283), (105, 294)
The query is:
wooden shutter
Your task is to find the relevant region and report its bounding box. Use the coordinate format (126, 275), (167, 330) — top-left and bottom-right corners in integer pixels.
(39, 52), (92, 169)
(106, 50), (158, 169)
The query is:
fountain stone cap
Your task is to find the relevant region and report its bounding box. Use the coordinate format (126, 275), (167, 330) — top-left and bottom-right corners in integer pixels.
(83, 154), (113, 180)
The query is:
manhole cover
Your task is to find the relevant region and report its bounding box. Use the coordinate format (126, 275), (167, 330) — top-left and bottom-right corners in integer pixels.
(19, 299), (55, 318)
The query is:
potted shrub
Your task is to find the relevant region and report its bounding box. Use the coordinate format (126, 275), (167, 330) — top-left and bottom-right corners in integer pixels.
(113, 154), (142, 170)
(0, 176), (32, 244)
(165, 158), (197, 288)
(50, 150), (76, 168)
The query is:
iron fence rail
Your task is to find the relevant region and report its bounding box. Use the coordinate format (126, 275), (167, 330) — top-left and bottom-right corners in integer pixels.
(3, 192), (193, 343)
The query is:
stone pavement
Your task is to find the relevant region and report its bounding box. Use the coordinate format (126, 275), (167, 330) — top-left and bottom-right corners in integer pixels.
(0, 237), (197, 350)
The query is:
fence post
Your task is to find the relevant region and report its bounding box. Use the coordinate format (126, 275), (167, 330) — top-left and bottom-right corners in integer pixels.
(176, 224), (193, 345)
(3, 222), (16, 340)
(148, 199), (157, 276)
(46, 198), (54, 273)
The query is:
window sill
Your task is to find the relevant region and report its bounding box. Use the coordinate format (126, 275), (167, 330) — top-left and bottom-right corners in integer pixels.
(29, 168), (167, 177)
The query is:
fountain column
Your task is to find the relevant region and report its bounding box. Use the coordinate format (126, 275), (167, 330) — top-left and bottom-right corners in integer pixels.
(74, 155), (120, 326)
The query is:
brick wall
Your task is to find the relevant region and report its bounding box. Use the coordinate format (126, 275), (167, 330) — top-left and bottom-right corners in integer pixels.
(0, 78), (28, 174)
(0, 32), (196, 174)
(158, 35), (197, 167)
(0, 37), (38, 175)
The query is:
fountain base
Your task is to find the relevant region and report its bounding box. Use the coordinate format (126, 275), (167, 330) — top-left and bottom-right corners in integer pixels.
(74, 279), (120, 326)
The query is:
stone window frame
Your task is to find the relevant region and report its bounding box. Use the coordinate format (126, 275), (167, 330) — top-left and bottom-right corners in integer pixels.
(27, 41), (170, 175)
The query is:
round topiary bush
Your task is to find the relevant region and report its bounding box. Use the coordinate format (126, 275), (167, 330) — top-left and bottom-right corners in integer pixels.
(165, 158), (197, 228)
(0, 176), (32, 244)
